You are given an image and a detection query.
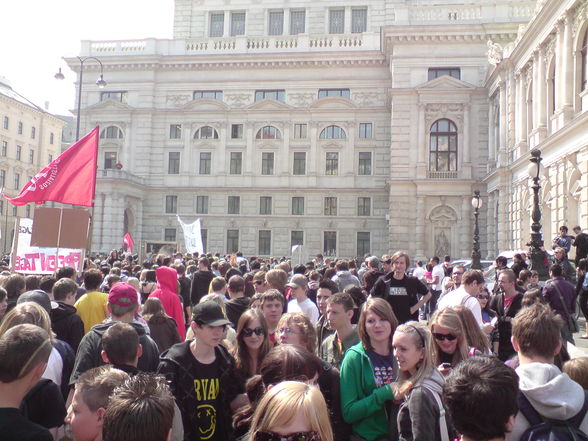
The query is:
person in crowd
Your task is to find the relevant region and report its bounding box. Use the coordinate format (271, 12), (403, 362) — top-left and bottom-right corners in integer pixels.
(252, 271), (268, 294)
(412, 261), (426, 281)
(149, 266), (186, 341)
(157, 301), (244, 441)
(25, 275), (41, 292)
(476, 286), (497, 341)
(259, 289), (285, 343)
(39, 276), (57, 297)
(491, 256), (508, 293)
(332, 260), (361, 292)
(142, 297), (181, 353)
(101, 322), (142, 375)
(71, 283), (160, 385)
(286, 274), (319, 325)
(0, 324), (54, 441)
(509, 303), (588, 441)
(429, 307), (471, 376)
(573, 226), (588, 266)
(343, 285), (364, 324)
(226, 275), (251, 327)
(426, 256), (445, 319)
(139, 269), (157, 303)
(191, 257), (215, 306)
(521, 288), (544, 308)
(185, 293), (237, 347)
(51, 278), (85, 352)
(209, 276), (228, 297)
(526, 270), (541, 290)
(316, 279), (339, 352)
(554, 247), (576, 283)
(371, 251), (431, 325)
(320, 293), (359, 369)
(5, 273), (26, 313)
(553, 225), (574, 253)
(563, 357), (588, 390)
(102, 373), (175, 441)
(381, 255), (392, 278)
(363, 256), (383, 294)
(265, 269), (288, 294)
(511, 254), (528, 278)
(443, 356), (519, 441)
(542, 264), (577, 344)
(393, 322), (454, 441)
(453, 306), (491, 355)
(441, 265), (465, 296)
(56, 265), (86, 300)
(577, 259), (588, 339)
(65, 365), (129, 441)
(516, 269), (532, 291)
(340, 298), (399, 441)
(489, 269), (523, 361)
(248, 381), (333, 441)
(232, 309), (273, 384)
(306, 270), (320, 304)
(174, 263), (192, 322)
(75, 269), (107, 334)
(0, 287), (6, 323)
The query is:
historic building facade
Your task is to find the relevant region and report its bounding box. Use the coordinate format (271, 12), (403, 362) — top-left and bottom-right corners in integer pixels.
(67, 0), (558, 260)
(0, 79), (64, 253)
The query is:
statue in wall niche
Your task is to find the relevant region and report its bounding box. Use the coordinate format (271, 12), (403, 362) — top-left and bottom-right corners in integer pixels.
(486, 40), (503, 66)
(435, 231), (450, 258)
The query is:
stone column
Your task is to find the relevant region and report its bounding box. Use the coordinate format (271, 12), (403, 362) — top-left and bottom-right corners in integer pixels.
(508, 71), (517, 148)
(463, 103), (471, 163)
(516, 73), (528, 149)
(562, 13), (574, 120)
(497, 182), (510, 252)
(498, 81), (508, 167)
(415, 197), (425, 260)
(417, 104), (426, 175)
(488, 99), (496, 166)
(536, 49), (547, 133)
(486, 192), (496, 258)
(461, 196), (471, 259)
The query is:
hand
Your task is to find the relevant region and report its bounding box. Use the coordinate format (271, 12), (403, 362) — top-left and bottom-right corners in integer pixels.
(483, 323), (495, 334)
(438, 364), (452, 376)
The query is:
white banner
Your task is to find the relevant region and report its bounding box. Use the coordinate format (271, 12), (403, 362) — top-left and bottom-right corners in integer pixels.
(177, 215), (204, 254)
(11, 218), (84, 274)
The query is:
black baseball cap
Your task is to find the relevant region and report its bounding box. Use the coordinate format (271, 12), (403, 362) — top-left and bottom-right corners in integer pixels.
(192, 301), (231, 326)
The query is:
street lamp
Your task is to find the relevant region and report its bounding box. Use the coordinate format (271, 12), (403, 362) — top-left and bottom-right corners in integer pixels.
(527, 148), (549, 279)
(471, 190), (483, 270)
(55, 56), (107, 140)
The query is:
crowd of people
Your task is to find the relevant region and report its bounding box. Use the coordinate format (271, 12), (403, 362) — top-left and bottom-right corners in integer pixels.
(1, 230), (588, 441)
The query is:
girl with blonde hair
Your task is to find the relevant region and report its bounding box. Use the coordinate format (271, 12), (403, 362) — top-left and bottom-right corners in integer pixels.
(452, 305), (491, 354)
(248, 381), (333, 441)
(429, 307), (470, 375)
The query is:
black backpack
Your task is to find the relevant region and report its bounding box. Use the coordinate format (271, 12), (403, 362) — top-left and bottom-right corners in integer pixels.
(518, 390), (588, 441)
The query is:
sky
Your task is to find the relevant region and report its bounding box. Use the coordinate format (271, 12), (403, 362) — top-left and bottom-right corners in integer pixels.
(1, 0), (174, 116)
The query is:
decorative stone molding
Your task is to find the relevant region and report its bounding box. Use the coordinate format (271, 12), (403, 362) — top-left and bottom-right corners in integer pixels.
(425, 103), (464, 126)
(225, 94), (251, 108)
(572, 2), (588, 38)
(166, 94), (191, 107)
(352, 92), (386, 107)
(287, 93), (315, 107)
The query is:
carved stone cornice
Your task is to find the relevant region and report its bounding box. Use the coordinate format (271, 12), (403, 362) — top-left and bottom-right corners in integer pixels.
(225, 94), (250, 108)
(424, 103), (464, 126)
(287, 93), (315, 107)
(166, 95), (191, 107)
(385, 32), (517, 44)
(352, 91), (388, 107)
(572, 2), (588, 38)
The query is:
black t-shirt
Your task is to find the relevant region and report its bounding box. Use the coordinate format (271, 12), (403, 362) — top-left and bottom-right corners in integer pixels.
(190, 357), (226, 441)
(377, 276), (429, 324)
(0, 407), (53, 441)
(20, 379), (66, 429)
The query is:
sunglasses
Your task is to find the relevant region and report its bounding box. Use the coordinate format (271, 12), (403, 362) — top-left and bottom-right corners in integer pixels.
(384, 260), (392, 264)
(478, 295), (490, 300)
(433, 332), (457, 341)
(254, 281), (265, 285)
(242, 326), (264, 337)
(255, 431), (321, 441)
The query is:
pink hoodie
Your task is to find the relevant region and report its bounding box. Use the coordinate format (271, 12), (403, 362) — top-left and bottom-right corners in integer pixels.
(149, 266), (186, 340)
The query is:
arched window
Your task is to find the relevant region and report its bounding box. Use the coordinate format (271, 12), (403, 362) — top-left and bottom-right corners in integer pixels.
(547, 59), (556, 118)
(100, 126), (123, 139)
(582, 28), (588, 90)
(429, 119), (457, 171)
(320, 125), (346, 139)
(256, 126), (282, 140)
(194, 126), (219, 139)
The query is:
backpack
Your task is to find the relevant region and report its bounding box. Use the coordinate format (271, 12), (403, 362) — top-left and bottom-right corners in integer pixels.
(518, 390), (588, 441)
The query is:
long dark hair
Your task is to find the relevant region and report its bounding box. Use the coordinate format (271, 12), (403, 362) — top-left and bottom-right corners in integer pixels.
(233, 309), (272, 377)
(142, 297), (170, 321)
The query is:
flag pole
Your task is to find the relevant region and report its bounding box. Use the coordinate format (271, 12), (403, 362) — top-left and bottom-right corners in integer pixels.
(86, 125), (99, 258)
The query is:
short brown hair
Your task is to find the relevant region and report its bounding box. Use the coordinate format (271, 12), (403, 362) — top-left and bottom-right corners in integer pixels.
(563, 358), (588, 390)
(259, 289), (285, 308)
(76, 366), (129, 412)
(462, 269), (485, 286)
(266, 269), (288, 291)
(277, 313), (316, 353)
(512, 303), (562, 359)
(228, 275), (245, 293)
(0, 324), (52, 382)
(102, 323), (139, 365)
(211, 276), (227, 292)
(390, 251), (410, 268)
(326, 292), (355, 312)
(52, 278), (78, 302)
(358, 298), (398, 351)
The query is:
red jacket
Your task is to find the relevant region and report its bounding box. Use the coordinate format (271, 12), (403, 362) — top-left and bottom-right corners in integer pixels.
(149, 266), (186, 340)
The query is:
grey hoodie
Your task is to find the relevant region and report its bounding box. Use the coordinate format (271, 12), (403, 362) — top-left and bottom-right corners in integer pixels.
(508, 362), (588, 441)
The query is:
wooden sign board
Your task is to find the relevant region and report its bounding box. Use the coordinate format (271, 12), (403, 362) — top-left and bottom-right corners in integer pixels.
(30, 207), (91, 249)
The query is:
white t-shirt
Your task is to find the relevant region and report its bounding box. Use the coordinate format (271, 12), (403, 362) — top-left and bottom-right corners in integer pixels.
(287, 297), (320, 325)
(412, 266), (426, 280)
(42, 347), (63, 386)
(431, 264), (446, 291)
(437, 286), (484, 327)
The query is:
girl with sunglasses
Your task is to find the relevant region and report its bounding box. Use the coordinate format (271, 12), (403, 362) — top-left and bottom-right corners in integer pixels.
(233, 309), (273, 384)
(429, 308), (470, 376)
(393, 322), (454, 441)
(248, 381), (333, 441)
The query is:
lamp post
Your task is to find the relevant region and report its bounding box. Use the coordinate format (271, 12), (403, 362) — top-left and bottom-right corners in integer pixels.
(527, 148), (549, 279)
(55, 56), (107, 141)
(471, 190), (483, 270)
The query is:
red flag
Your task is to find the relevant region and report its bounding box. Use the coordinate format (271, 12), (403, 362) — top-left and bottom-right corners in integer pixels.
(4, 127), (99, 207)
(123, 232), (135, 251)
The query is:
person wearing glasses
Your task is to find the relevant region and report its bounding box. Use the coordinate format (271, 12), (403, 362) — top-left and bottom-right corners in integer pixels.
(429, 308), (471, 376)
(393, 322), (454, 441)
(476, 287), (498, 345)
(252, 271), (268, 294)
(232, 309), (273, 385)
(248, 381), (333, 441)
(440, 265), (464, 297)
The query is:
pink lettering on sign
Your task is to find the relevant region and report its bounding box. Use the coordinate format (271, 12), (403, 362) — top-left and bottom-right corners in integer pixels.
(13, 252), (83, 273)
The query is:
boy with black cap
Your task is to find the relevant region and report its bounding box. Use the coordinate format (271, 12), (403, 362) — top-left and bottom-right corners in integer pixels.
(158, 301), (243, 441)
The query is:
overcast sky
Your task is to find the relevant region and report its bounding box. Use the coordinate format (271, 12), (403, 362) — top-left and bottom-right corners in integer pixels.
(1, 0), (174, 115)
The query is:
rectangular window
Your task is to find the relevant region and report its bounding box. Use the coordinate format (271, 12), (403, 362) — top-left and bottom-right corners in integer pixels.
(260, 196), (272, 215)
(292, 197), (304, 215)
(318, 88), (350, 99)
(231, 124), (243, 139)
(1, 141), (6, 156)
(290, 10), (305, 35)
(329, 9), (345, 34)
(169, 124), (182, 139)
(104, 152), (117, 169)
(165, 195), (178, 214)
(0, 200), (3, 215)
(261, 152), (274, 175)
(50, 133), (54, 144)
(428, 68), (461, 81)
(358, 197), (371, 216)
(196, 196), (209, 214)
(201, 229), (208, 252)
(193, 90), (223, 100)
(168, 152), (180, 174)
(29, 150), (34, 164)
(359, 123), (372, 139)
(12, 206), (17, 216)
(227, 229), (239, 253)
(228, 196), (240, 214)
(16, 145), (21, 161)
(18, 122), (23, 135)
(230, 152), (242, 175)
(231, 12), (245, 36)
(31, 127), (36, 139)
(0, 170), (5, 188)
(164, 228), (176, 242)
(358, 152), (372, 175)
(324, 231), (337, 256)
(199, 152), (211, 175)
(325, 152), (338, 175)
(293, 152), (306, 175)
(14, 173), (20, 190)
(25, 205), (31, 218)
(100, 91), (128, 103)
(351, 8), (367, 33)
(3, 117), (8, 130)
(48, 154), (53, 163)
(294, 123), (307, 139)
(357, 232), (371, 256)
(259, 230), (271, 255)
(291, 230), (304, 247)
(268, 10), (284, 35)
(255, 90), (285, 102)
(324, 197), (337, 215)
(210, 12), (224, 37)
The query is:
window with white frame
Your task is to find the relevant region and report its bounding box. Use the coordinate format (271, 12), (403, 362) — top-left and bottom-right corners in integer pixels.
(292, 197), (304, 215)
(104, 152), (117, 169)
(358, 152), (372, 175)
(325, 152), (338, 175)
(228, 196), (240, 214)
(231, 12), (245, 36)
(1, 141), (6, 157)
(100, 126), (123, 139)
(324, 197), (337, 216)
(269, 10), (284, 35)
(255, 90), (285, 102)
(359, 123), (372, 138)
(320, 125), (346, 139)
(194, 126), (219, 140)
(230, 152), (242, 174)
(293, 152), (306, 175)
(294, 123), (307, 139)
(227, 229), (239, 253)
(324, 231), (337, 256)
(168, 152), (180, 174)
(318, 88), (350, 99)
(259, 230), (271, 255)
(260, 196), (272, 215)
(357, 232), (370, 256)
(261, 152), (274, 175)
(290, 10), (305, 34)
(169, 124), (182, 139)
(329, 9), (345, 34)
(210, 12), (224, 37)
(164, 228), (176, 242)
(256, 126), (282, 140)
(231, 124), (243, 139)
(196, 196), (209, 214)
(199, 152), (211, 175)
(165, 195), (177, 214)
(357, 197), (371, 216)
(193, 90), (223, 100)
(351, 8), (367, 33)
(14, 173), (20, 190)
(291, 230), (304, 247)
